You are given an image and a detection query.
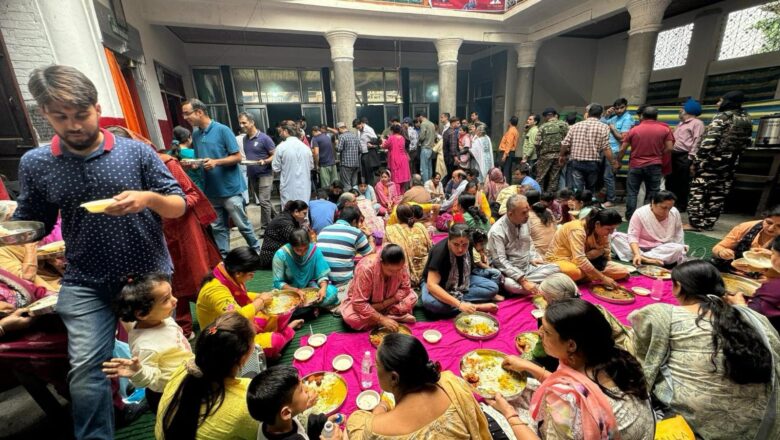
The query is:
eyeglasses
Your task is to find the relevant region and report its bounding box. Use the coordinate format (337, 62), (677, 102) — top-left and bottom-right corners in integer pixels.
(182, 110), (195, 116)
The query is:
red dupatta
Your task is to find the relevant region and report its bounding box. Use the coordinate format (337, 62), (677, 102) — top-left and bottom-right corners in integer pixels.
(212, 262), (250, 306)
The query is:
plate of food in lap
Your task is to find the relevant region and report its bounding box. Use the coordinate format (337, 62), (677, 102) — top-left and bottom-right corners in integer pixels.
(590, 284), (636, 305)
(369, 323), (412, 348)
(0, 221), (45, 245)
(515, 332), (541, 361)
(299, 287), (321, 306)
(636, 265), (672, 280)
(460, 349), (526, 400)
(721, 273), (761, 297)
(454, 312), (499, 340)
(265, 290), (301, 315)
(37, 240), (65, 259)
(301, 371), (348, 415)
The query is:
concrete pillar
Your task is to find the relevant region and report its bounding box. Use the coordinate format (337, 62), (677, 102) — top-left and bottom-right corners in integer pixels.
(514, 41), (541, 119)
(678, 9), (723, 100)
(325, 30), (358, 127)
(619, 0), (671, 105)
(435, 38), (462, 118)
(37, 0), (122, 119)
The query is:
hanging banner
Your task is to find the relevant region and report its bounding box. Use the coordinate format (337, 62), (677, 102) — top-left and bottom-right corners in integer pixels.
(430, 0), (506, 12)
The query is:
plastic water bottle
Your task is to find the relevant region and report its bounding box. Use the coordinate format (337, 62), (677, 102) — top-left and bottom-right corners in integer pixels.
(651, 278), (664, 301)
(361, 351), (373, 389)
(321, 421), (335, 439)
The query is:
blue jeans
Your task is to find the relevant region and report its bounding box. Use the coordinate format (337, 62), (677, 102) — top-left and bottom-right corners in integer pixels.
(57, 281), (124, 439)
(420, 148), (433, 183)
(626, 164), (662, 220)
(421, 275), (498, 316)
(472, 267), (502, 284)
(570, 160), (600, 193)
(602, 153), (616, 202)
(210, 194), (260, 257)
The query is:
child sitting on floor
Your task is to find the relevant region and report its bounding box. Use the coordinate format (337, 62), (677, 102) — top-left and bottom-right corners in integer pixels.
(470, 230), (504, 300)
(102, 273), (193, 412)
(247, 365), (344, 440)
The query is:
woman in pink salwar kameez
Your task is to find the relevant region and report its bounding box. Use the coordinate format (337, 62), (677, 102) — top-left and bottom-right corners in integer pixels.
(381, 125), (411, 193)
(340, 245), (418, 331)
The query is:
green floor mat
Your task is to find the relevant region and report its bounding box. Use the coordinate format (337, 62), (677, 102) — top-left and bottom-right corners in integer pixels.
(116, 230), (720, 440)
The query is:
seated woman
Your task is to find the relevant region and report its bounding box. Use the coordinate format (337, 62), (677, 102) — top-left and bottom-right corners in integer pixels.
(488, 298), (654, 440)
(526, 190), (557, 256)
(197, 247), (302, 358)
(424, 172), (445, 203)
(630, 260), (780, 439)
(347, 333), (491, 439)
(459, 194), (490, 233)
(612, 190), (687, 267)
(545, 209), (630, 287)
(156, 312), (259, 439)
(258, 200), (308, 269)
(271, 228), (338, 309)
(421, 224), (500, 317)
(567, 189), (597, 220)
(463, 181), (494, 224)
(375, 169), (402, 214)
(384, 204), (432, 286)
(484, 167), (508, 204)
(340, 245), (418, 331)
(735, 236), (780, 332)
(712, 204), (780, 276)
(355, 179), (381, 214)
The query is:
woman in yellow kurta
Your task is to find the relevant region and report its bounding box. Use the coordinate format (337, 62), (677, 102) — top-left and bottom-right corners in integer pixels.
(545, 209), (630, 288)
(156, 312), (259, 439)
(196, 246), (303, 358)
(384, 204), (432, 286)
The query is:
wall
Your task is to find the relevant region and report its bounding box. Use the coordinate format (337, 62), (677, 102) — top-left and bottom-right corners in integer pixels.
(532, 37), (598, 115)
(591, 0), (780, 104)
(0, 0), (57, 141)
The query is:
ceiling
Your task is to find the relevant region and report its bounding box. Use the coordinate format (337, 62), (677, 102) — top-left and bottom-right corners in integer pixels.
(167, 26), (490, 55)
(561, 0), (722, 39)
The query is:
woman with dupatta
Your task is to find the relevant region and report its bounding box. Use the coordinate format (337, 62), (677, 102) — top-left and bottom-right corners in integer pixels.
(484, 167), (508, 203)
(196, 247), (303, 358)
(106, 125), (221, 337)
(487, 299), (653, 440)
(384, 204), (432, 287)
(271, 229), (338, 310)
(382, 125), (411, 193)
(375, 169), (402, 214)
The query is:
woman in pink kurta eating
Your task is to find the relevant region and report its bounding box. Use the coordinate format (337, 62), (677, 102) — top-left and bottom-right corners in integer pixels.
(340, 244), (418, 331)
(375, 169), (402, 214)
(382, 124), (411, 193)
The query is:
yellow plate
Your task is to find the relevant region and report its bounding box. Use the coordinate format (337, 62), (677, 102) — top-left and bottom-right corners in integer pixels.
(266, 290), (301, 315)
(80, 199), (117, 214)
(37, 240), (65, 258)
(301, 371), (348, 415)
(722, 273), (761, 297)
(460, 349), (526, 399)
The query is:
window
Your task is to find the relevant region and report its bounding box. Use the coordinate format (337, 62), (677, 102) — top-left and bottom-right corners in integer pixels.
(232, 69), (260, 104)
(718, 2), (780, 60)
(653, 23), (694, 70)
(409, 70), (438, 103)
(301, 70), (324, 103)
(193, 69), (226, 104)
(355, 71), (385, 104)
(258, 70), (301, 103)
(385, 70), (400, 103)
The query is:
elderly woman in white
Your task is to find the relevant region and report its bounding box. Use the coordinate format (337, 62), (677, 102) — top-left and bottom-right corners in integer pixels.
(612, 190), (688, 266)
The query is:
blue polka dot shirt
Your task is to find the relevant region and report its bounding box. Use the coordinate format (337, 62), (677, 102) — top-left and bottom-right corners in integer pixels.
(13, 130), (185, 284)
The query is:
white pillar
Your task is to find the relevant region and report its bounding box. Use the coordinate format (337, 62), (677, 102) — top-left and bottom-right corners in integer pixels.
(435, 38), (462, 118)
(325, 30), (358, 128)
(619, 0), (671, 105)
(36, 0), (122, 118)
(514, 41), (541, 119)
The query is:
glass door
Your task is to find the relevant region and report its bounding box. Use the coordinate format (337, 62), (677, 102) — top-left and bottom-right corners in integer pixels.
(412, 104), (429, 118)
(301, 104), (324, 132)
(239, 105), (270, 134)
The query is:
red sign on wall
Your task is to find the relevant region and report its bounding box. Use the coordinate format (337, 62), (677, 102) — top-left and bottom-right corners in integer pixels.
(430, 0), (505, 12)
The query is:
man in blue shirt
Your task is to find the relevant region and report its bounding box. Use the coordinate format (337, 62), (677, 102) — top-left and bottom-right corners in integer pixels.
(14, 65), (186, 439)
(311, 125), (337, 188)
(183, 99), (260, 256)
(239, 112), (277, 229)
(309, 189), (338, 234)
(600, 97), (634, 207)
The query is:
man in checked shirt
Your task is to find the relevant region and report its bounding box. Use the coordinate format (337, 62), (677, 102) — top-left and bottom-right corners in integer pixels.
(559, 103), (618, 194)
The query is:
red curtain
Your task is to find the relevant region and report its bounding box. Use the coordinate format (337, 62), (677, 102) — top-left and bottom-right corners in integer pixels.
(104, 48), (149, 138)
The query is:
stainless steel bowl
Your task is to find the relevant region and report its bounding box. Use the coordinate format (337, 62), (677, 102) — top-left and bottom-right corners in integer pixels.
(0, 221), (45, 245)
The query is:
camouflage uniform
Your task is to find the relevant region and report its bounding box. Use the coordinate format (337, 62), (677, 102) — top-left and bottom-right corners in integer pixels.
(688, 109), (752, 230)
(534, 118), (569, 193)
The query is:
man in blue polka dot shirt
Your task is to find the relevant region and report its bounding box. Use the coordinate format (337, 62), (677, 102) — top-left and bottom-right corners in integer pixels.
(13, 65), (186, 440)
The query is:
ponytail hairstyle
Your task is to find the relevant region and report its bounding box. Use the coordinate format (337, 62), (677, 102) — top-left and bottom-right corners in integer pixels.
(545, 298), (648, 400)
(671, 260), (772, 384)
(458, 194), (488, 225)
(161, 312), (255, 439)
(527, 190), (553, 226)
(377, 333), (441, 394)
(380, 244), (406, 265)
(574, 189), (595, 207)
(585, 208), (622, 237)
(411, 204), (425, 220)
(170, 126), (191, 161)
(201, 246), (260, 287)
(395, 204), (415, 228)
(113, 272), (171, 322)
(470, 229), (488, 248)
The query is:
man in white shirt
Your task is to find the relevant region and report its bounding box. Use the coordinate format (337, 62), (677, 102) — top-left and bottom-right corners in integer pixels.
(272, 124), (313, 206)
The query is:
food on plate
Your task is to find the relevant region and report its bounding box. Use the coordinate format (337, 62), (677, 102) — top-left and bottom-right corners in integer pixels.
(301, 287), (321, 305)
(265, 291), (300, 314)
(369, 324), (412, 347)
(722, 273), (761, 297)
(515, 332), (540, 358)
(80, 199), (117, 214)
(591, 285), (636, 304)
(455, 313), (499, 339)
(302, 372), (348, 415)
(26, 294), (59, 316)
(37, 240), (65, 257)
(636, 265), (672, 280)
(460, 350), (525, 398)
